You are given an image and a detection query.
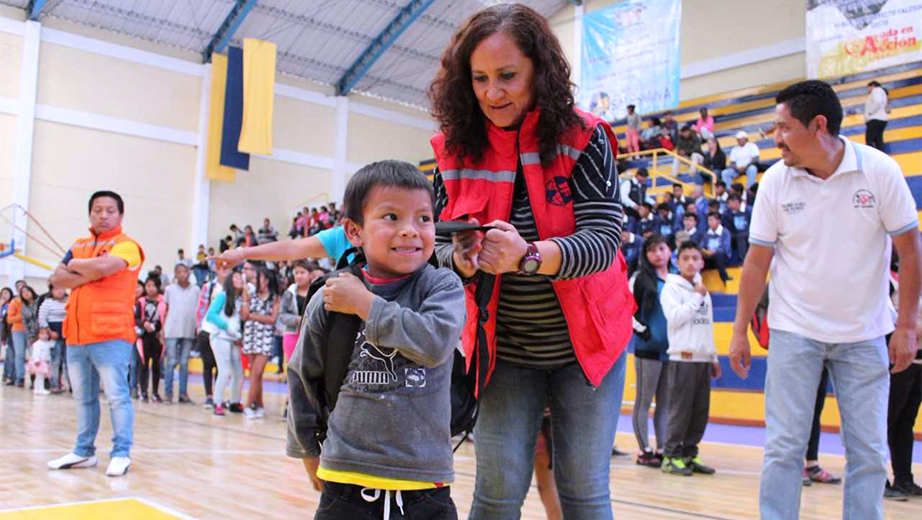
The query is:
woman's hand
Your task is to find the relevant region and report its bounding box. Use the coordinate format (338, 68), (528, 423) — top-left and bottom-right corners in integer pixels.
(210, 248), (247, 271)
(452, 218), (484, 279)
(479, 220), (528, 275)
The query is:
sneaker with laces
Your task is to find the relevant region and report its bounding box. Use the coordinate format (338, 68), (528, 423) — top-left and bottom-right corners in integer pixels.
(806, 465), (841, 484)
(636, 451), (662, 468)
(244, 406), (257, 420)
(106, 457), (131, 477)
(255, 407), (265, 418)
(229, 403), (244, 413)
(203, 397), (214, 410)
(47, 453), (98, 470)
(662, 457), (693, 476)
(213, 404), (225, 416)
(686, 456), (716, 475)
(178, 395), (193, 404)
(885, 481), (909, 501)
(894, 480), (922, 497)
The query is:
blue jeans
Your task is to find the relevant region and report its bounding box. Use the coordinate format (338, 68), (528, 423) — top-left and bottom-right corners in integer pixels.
(11, 330), (27, 382)
(721, 164), (757, 188)
(163, 337), (194, 398)
(3, 341), (13, 381)
(50, 338), (66, 389)
(129, 343), (140, 392)
(469, 353), (626, 520)
(761, 329), (889, 520)
(67, 340), (134, 458)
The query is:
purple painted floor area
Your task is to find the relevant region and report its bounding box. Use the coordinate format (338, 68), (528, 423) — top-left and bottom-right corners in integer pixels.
(618, 414), (922, 463)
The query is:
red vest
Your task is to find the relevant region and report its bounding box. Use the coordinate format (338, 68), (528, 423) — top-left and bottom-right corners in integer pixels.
(431, 108), (636, 389)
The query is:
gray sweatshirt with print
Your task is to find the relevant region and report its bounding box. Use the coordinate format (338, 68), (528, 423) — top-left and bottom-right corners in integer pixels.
(286, 264), (465, 483)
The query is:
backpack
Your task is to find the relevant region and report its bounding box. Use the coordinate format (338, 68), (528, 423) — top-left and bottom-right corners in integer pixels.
(750, 284), (770, 349)
(304, 248), (483, 451)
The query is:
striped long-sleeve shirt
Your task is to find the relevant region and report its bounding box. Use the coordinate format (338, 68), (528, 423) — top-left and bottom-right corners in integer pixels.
(434, 125), (623, 368)
(38, 297), (67, 332)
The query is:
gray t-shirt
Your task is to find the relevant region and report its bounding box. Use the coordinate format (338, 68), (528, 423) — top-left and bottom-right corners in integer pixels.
(163, 282), (200, 338)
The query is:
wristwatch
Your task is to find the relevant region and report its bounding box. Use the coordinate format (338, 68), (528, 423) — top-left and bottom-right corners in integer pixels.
(518, 242), (542, 275)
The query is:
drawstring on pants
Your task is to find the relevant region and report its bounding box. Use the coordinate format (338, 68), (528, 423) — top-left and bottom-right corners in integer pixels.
(360, 488), (404, 520)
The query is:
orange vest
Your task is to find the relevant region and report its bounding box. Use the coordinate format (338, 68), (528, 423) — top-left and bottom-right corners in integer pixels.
(63, 225), (145, 346)
(432, 108), (636, 389)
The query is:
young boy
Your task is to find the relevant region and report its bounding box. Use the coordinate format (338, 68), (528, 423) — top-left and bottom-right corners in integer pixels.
(713, 181), (729, 214)
(702, 212), (732, 283)
(660, 242), (721, 476)
(722, 193), (752, 264)
(680, 213), (703, 246)
(654, 203), (677, 241)
(286, 160), (466, 519)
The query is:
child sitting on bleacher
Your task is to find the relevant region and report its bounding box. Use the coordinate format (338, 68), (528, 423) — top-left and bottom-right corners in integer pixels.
(722, 194), (752, 264)
(702, 212), (732, 284)
(713, 181), (729, 214)
(655, 204), (677, 242)
(660, 242), (721, 477)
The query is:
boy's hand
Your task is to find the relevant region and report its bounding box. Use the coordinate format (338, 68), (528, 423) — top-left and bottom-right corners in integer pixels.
(694, 282), (707, 296)
(711, 361), (722, 379)
(302, 456), (323, 492)
(452, 218), (484, 279)
(323, 273), (375, 320)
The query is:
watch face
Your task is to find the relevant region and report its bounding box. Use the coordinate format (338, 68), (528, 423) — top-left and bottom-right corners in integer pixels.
(523, 258), (539, 273)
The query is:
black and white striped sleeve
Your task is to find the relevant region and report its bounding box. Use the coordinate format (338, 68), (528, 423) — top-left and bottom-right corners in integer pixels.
(549, 125), (624, 280)
(432, 167), (455, 270)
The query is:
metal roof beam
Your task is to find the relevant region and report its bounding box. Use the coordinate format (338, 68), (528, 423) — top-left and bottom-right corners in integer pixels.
(335, 0), (437, 97)
(26, 0), (50, 21)
(204, 0), (258, 62)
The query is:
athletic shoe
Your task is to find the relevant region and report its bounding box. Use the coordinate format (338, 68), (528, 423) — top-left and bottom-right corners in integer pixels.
(229, 403), (244, 414)
(611, 447), (629, 458)
(806, 465), (841, 484)
(140, 393), (149, 403)
(47, 453), (98, 470)
(34, 388), (51, 396)
(255, 407), (265, 419)
(202, 397), (214, 410)
(802, 473), (812, 486)
(106, 457), (131, 477)
(178, 395), (193, 404)
(244, 406), (257, 420)
(662, 457), (693, 476)
(885, 481), (909, 501)
(894, 480), (922, 497)
(636, 451), (662, 468)
(686, 456), (716, 475)
(16, 379), (24, 387)
(151, 394), (163, 403)
(213, 404), (225, 416)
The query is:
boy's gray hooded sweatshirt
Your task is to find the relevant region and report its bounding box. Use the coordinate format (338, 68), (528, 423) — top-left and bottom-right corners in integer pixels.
(286, 263), (465, 483)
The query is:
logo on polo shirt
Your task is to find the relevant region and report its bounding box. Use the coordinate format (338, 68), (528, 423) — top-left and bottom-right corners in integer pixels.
(781, 201), (806, 215)
(853, 189), (876, 209)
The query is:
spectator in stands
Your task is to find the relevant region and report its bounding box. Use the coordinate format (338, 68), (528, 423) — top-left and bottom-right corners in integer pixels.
(864, 80), (889, 152)
(722, 131), (760, 188)
(663, 110), (679, 142)
(680, 213), (704, 246)
(620, 167), (651, 219)
(635, 202), (656, 237)
(621, 229), (643, 275)
(630, 234), (673, 468)
(672, 184), (688, 212)
(654, 203), (677, 242)
(242, 225), (257, 247)
(704, 136), (726, 176)
(672, 125), (705, 177)
(135, 276), (164, 403)
(692, 107), (715, 140)
(713, 181), (729, 214)
(288, 217), (300, 240)
(722, 194), (751, 264)
(702, 212), (731, 283)
(692, 185), (708, 217)
(37, 285), (67, 393)
(240, 267), (279, 420)
(219, 235), (232, 253)
(230, 224), (243, 245)
(257, 218), (278, 244)
(162, 264), (199, 404)
(729, 80), (921, 520)
(625, 104), (642, 154)
(428, 4), (633, 516)
(642, 117), (673, 150)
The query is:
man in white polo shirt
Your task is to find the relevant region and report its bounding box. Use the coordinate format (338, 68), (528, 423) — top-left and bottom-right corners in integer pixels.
(728, 80), (921, 520)
(721, 130), (761, 188)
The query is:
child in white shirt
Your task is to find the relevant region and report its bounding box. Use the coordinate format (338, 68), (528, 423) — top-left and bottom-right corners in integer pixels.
(27, 328), (54, 396)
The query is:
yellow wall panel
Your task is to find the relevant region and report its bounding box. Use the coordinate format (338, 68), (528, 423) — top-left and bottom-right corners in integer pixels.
(346, 113), (435, 167)
(37, 43), (201, 132)
(272, 95), (336, 157)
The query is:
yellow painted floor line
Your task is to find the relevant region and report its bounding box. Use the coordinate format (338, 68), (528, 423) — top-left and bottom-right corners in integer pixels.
(0, 497), (198, 520)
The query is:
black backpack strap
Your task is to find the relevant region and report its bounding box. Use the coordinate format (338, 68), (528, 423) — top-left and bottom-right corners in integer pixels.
(472, 271), (495, 399)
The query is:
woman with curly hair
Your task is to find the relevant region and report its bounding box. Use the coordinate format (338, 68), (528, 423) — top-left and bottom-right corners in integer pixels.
(429, 4), (635, 518)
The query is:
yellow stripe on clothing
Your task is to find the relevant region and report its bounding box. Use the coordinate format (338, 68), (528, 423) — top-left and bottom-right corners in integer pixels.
(109, 241), (142, 269)
(207, 53), (236, 182)
(238, 38), (276, 155)
(317, 467), (439, 491)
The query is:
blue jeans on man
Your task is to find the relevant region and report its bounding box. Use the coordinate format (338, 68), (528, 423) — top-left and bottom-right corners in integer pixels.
(469, 353), (626, 520)
(67, 340), (134, 458)
(761, 329), (889, 520)
(721, 164), (757, 188)
(163, 337), (194, 399)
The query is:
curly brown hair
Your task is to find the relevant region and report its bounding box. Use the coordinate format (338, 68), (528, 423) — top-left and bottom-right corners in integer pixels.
(428, 3), (584, 167)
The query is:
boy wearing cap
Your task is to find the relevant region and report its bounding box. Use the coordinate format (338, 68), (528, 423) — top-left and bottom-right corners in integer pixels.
(722, 131), (761, 188)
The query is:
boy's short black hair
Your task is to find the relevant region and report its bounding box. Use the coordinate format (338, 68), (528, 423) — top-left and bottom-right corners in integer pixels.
(627, 104), (635, 110)
(673, 183), (683, 191)
(776, 80), (843, 136)
(656, 203), (670, 213)
(641, 202), (654, 210)
(706, 211), (721, 221)
(344, 160), (435, 225)
(677, 240), (703, 258)
(728, 193), (742, 203)
(684, 212), (698, 223)
(88, 191), (124, 214)
(707, 200), (719, 208)
(868, 80), (882, 88)
(636, 167), (649, 178)
(715, 181), (726, 189)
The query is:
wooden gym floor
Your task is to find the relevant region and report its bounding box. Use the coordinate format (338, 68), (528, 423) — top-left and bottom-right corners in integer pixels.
(0, 377), (919, 519)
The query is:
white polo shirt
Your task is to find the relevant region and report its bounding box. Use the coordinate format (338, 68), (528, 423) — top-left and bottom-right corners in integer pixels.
(729, 142), (760, 168)
(749, 137), (918, 343)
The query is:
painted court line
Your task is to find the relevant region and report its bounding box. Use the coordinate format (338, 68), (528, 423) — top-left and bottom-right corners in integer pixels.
(0, 497), (133, 513)
(132, 497), (202, 520)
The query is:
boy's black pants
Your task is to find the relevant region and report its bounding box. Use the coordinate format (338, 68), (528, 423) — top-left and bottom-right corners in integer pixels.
(314, 482), (457, 520)
(664, 360), (711, 459)
(888, 362), (921, 485)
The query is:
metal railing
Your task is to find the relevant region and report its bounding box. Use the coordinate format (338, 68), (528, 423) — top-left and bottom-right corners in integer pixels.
(618, 148), (717, 197)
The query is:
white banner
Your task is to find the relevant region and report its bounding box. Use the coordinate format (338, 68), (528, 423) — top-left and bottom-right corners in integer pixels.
(806, 0), (922, 79)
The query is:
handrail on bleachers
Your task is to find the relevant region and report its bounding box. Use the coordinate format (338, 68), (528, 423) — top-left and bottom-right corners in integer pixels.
(619, 148), (718, 197)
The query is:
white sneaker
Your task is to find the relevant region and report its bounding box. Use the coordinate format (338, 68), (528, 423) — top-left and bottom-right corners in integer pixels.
(47, 453), (97, 470)
(255, 407), (265, 418)
(244, 406), (256, 420)
(34, 389), (51, 396)
(106, 456), (131, 477)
